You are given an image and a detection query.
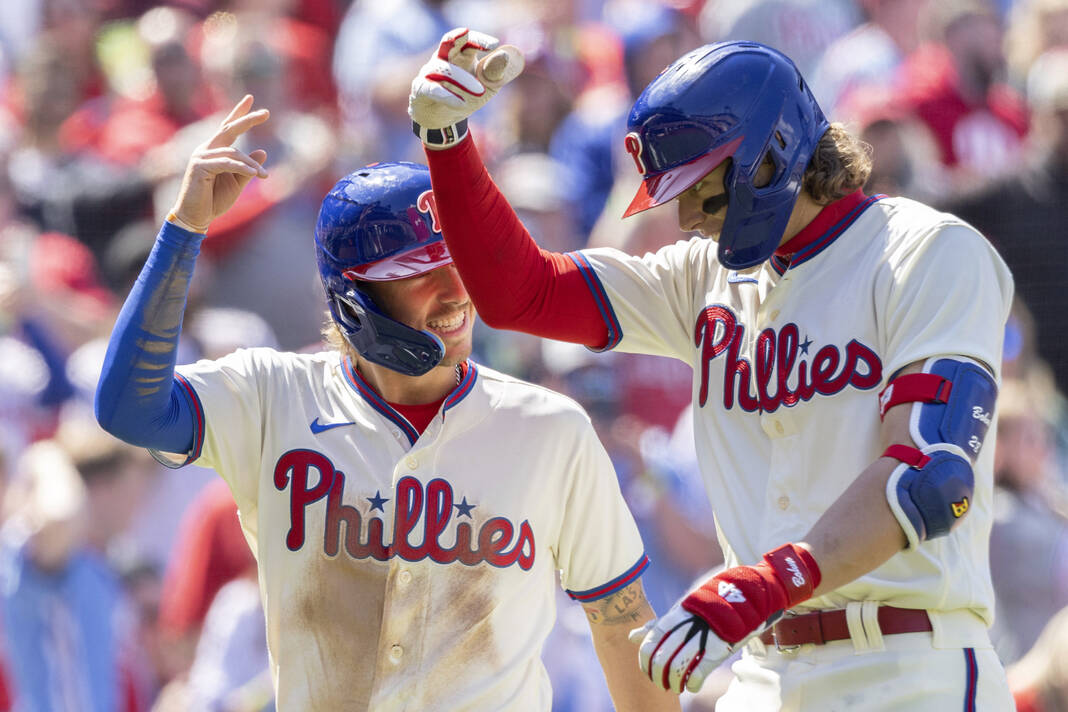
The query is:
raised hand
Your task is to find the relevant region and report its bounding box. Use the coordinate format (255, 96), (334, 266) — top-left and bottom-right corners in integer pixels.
(409, 28), (524, 147)
(169, 95), (269, 233)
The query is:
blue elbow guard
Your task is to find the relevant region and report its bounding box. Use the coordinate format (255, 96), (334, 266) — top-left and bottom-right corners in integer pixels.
(878, 356), (997, 547)
(879, 356), (998, 462)
(885, 444), (974, 548)
(910, 358), (997, 461)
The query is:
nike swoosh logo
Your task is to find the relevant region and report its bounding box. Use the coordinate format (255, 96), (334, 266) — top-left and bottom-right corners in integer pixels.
(310, 417), (357, 434)
(727, 271), (758, 284)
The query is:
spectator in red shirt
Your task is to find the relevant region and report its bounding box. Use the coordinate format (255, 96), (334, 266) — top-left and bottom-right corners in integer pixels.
(896, 0), (1029, 190)
(157, 479), (254, 681)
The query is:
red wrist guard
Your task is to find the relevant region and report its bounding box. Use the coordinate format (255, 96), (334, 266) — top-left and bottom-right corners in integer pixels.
(681, 543), (821, 645)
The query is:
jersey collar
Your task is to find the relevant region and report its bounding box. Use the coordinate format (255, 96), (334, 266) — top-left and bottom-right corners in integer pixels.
(770, 190), (884, 275)
(341, 358), (480, 447)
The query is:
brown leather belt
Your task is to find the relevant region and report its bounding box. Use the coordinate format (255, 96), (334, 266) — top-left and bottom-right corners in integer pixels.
(758, 606), (932, 649)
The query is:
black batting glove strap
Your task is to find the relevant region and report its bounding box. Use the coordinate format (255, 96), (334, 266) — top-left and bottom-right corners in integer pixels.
(413, 118), (469, 148)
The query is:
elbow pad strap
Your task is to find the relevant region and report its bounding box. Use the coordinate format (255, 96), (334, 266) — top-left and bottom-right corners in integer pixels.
(878, 357), (998, 462)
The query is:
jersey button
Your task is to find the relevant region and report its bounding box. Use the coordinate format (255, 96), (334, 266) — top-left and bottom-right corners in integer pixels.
(770, 309), (780, 321)
(774, 421), (785, 436)
(778, 495), (790, 511)
(405, 456), (418, 470)
(389, 644), (404, 663)
(398, 570), (412, 585)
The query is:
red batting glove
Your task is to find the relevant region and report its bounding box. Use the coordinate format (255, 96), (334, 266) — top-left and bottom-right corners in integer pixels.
(681, 543), (821, 645)
(633, 543), (823, 693)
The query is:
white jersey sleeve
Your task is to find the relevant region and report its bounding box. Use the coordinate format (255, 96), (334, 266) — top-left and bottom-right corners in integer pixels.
(877, 222), (1014, 378)
(552, 409), (649, 603)
(570, 237), (716, 360)
(171, 348), (275, 513)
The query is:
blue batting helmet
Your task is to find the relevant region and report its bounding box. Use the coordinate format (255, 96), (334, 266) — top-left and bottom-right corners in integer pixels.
(315, 162), (452, 376)
(622, 42), (829, 269)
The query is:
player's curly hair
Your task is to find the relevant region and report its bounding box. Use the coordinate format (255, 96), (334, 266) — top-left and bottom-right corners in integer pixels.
(322, 318), (358, 361)
(803, 123), (873, 204)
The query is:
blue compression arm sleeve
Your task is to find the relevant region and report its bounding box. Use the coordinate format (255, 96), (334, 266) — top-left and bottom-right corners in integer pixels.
(95, 221), (204, 455)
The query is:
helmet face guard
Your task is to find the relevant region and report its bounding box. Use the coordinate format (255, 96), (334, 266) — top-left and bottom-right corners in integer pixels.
(327, 287), (445, 376)
(315, 162), (452, 377)
(623, 42), (829, 269)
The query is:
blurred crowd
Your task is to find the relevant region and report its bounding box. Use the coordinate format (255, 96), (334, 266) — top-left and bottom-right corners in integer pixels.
(0, 0), (1067, 710)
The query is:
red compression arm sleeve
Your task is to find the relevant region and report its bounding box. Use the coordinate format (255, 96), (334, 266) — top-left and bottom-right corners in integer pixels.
(425, 137), (610, 349)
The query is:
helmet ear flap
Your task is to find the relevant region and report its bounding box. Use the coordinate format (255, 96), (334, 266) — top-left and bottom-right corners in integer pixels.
(761, 128), (792, 187)
(329, 285), (444, 377)
(328, 290), (365, 336)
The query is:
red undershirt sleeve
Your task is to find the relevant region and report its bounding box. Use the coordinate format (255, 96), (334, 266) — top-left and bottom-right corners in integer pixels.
(424, 136), (612, 350)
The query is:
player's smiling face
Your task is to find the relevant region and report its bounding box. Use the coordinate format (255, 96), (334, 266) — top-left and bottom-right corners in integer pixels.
(364, 264), (475, 367)
(676, 159), (731, 240)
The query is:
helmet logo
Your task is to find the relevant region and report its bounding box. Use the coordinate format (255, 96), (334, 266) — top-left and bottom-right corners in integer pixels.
(417, 189), (442, 234)
(624, 132), (646, 176)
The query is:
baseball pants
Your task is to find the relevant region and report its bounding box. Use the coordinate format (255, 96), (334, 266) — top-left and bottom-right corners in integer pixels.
(715, 621), (1013, 711)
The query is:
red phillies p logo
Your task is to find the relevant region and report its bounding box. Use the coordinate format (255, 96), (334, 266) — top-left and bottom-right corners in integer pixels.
(624, 132), (646, 176)
(417, 189), (442, 233)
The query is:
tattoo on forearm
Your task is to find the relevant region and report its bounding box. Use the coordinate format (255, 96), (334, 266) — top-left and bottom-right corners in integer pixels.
(583, 583), (649, 626)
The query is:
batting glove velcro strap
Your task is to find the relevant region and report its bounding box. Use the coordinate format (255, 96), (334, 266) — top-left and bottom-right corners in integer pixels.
(412, 118), (469, 149)
(681, 543), (820, 645)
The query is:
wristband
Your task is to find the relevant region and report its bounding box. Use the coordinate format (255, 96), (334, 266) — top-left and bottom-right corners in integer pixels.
(413, 118), (469, 149)
(680, 542), (821, 644)
(763, 542), (820, 606)
(166, 212), (208, 234)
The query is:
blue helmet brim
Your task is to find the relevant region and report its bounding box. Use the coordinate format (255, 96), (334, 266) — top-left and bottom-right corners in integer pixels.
(623, 137), (742, 217)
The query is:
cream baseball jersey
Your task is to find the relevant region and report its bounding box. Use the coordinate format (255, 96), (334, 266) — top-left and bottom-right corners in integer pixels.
(164, 351), (648, 711)
(571, 194), (1013, 645)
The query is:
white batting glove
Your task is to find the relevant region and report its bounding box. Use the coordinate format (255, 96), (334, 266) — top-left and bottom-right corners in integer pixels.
(631, 543), (819, 694)
(408, 27), (524, 149)
(629, 605), (732, 694)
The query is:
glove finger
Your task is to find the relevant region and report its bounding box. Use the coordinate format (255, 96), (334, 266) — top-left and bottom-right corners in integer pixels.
(464, 30), (500, 52)
(413, 81), (467, 108)
(476, 45), (525, 90)
(628, 620), (654, 645)
(638, 605), (693, 678)
(649, 626), (693, 690)
(665, 635), (704, 694)
(636, 626), (661, 676)
(448, 30), (499, 73)
(685, 651), (724, 694)
(436, 27), (471, 60)
(423, 60), (486, 99)
(450, 31), (500, 68)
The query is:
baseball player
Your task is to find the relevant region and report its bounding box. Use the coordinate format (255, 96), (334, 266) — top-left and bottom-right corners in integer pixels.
(408, 31), (1016, 710)
(94, 96), (680, 712)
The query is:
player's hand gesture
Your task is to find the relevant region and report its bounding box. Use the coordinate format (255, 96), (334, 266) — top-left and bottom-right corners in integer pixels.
(629, 602), (736, 694)
(169, 95), (269, 233)
(630, 543), (818, 693)
(409, 28), (524, 146)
